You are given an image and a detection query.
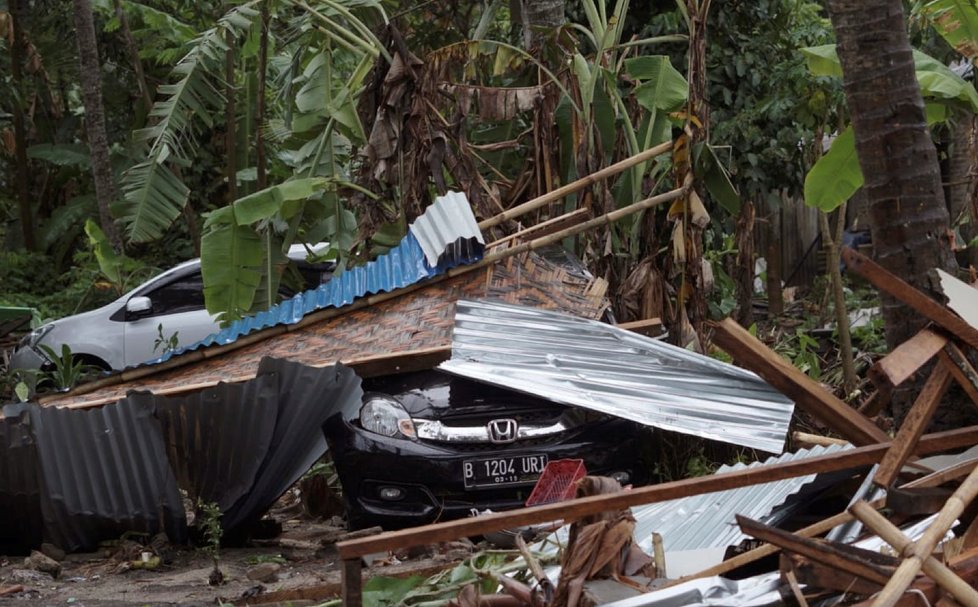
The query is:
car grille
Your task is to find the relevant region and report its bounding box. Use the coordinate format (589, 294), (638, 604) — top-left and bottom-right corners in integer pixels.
(413, 406), (577, 450)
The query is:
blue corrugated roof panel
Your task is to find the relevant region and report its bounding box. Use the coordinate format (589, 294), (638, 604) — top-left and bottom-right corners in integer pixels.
(143, 192), (484, 367)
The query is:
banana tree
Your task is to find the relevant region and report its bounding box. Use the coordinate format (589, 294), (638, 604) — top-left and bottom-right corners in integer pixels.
(116, 0), (386, 322)
(802, 44), (978, 211)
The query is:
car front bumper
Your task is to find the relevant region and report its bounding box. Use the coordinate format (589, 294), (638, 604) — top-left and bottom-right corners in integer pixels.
(8, 345), (48, 372)
(323, 415), (648, 530)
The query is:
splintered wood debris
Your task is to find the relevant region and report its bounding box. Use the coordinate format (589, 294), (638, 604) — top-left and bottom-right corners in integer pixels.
(324, 246), (978, 607)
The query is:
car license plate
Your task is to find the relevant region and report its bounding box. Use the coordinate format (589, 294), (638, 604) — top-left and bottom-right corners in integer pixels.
(463, 454), (548, 489)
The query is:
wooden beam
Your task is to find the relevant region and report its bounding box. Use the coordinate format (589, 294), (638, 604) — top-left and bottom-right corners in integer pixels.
(783, 553), (884, 596)
(841, 248), (978, 352)
(337, 425), (978, 561)
(614, 317), (664, 337)
(941, 341), (978, 408)
(869, 328), (947, 394)
(874, 361), (953, 488)
(341, 558), (362, 607)
(709, 317), (889, 445)
(737, 515), (897, 585)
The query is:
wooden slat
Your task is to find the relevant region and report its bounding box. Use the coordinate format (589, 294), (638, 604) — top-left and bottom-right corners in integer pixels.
(337, 425), (978, 561)
(941, 341), (978, 408)
(488, 208), (592, 247)
(709, 317), (889, 445)
(784, 553), (885, 596)
(874, 361), (953, 488)
(737, 515), (897, 585)
(614, 317), (664, 336)
(841, 248), (978, 352)
(869, 328), (947, 393)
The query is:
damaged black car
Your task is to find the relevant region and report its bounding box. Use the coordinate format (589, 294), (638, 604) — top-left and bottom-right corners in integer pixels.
(324, 369), (649, 530)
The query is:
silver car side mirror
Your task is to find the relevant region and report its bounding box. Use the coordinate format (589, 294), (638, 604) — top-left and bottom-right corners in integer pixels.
(126, 296), (152, 316)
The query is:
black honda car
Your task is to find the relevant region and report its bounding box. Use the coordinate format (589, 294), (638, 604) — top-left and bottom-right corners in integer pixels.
(323, 369), (649, 530)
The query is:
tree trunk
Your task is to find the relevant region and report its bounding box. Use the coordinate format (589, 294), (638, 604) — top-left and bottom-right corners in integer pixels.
(521, 0), (564, 49)
(73, 0), (123, 251)
(255, 4), (269, 191)
(112, 0), (153, 113)
(225, 30), (237, 204)
(10, 0), (36, 250)
(826, 0), (958, 351)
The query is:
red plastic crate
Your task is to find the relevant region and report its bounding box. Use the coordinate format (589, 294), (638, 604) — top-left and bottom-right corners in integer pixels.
(525, 459), (587, 507)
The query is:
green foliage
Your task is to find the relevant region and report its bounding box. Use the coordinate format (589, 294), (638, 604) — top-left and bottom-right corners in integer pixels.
(708, 0), (840, 208)
(196, 499), (224, 584)
(37, 344), (100, 391)
(154, 323), (180, 355)
(118, 2), (262, 243)
(801, 43), (978, 211)
(775, 327), (822, 379)
(804, 126), (863, 212)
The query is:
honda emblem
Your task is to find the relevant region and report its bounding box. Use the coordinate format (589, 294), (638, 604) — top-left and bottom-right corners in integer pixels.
(487, 418), (519, 444)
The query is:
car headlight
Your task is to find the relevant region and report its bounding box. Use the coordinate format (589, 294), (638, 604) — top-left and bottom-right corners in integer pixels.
(359, 395), (416, 439)
(21, 324), (54, 348)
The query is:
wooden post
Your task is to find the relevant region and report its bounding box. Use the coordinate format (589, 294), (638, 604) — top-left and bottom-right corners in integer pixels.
(341, 558), (362, 607)
(873, 361), (953, 488)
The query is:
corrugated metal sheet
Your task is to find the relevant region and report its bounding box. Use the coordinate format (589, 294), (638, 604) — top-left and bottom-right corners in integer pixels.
(222, 358), (362, 529)
(145, 191), (484, 367)
(410, 191), (485, 267)
(139, 376), (280, 512)
(0, 359), (362, 552)
(29, 399), (187, 552)
(439, 300), (795, 452)
(0, 405), (43, 553)
(632, 444), (851, 554)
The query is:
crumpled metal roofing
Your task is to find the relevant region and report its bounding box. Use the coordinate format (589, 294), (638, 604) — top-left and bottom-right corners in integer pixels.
(0, 359), (361, 553)
(144, 191), (485, 366)
(29, 399), (188, 552)
(439, 300), (795, 452)
(632, 444), (851, 554)
(222, 358), (362, 529)
(134, 376), (281, 512)
(0, 406), (43, 554)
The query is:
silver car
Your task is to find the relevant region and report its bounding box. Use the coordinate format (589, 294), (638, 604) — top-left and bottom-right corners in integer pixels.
(11, 246), (333, 372)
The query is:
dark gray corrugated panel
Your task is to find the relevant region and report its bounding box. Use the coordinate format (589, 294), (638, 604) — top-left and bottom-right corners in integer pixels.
(0, 405), (43, 554)
(440, 300), (796, 453)
(221, 358), (363, 529)
(140, 375), (280, 512)
(29, 399), (187, 552)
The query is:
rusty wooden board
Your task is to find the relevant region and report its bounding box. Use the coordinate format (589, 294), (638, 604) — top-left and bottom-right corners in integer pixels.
(709, 317), (889, 445)
(869, 328), (947, 394)
(842, 248), (978, 351)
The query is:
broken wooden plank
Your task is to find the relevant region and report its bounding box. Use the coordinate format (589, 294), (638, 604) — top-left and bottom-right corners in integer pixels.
(338, 425), (978, 560)
(874, 361), (954, 488)
(665, 457), (978, 588)
(736, 515), (897, 586)
(614, 317), (664, 337)
(868, 328), (947, 394)
(841, 248), (978, 352)
(710, 317), (889, 445)
(783, 552), (883, 596)
(850, 501), (978, 607)
(792, 432), (850, 448)
(940, 341), (978, 408)
(342, 558), (363, 607)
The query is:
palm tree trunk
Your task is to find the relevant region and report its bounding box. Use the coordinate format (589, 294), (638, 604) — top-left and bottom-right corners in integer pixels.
(225, 30), (237, 204)
(10, 0), (36, 250)
(255, 4), (269, 190)
(825, 0), (958, 350)
(73, 0), (123, 251)
(112, 0), (153, 113)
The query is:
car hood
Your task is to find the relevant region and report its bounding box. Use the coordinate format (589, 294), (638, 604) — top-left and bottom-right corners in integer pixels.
(361, 370), (567, 419)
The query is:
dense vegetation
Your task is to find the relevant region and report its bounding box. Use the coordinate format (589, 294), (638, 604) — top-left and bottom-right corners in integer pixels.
(1, 0), (976, 414)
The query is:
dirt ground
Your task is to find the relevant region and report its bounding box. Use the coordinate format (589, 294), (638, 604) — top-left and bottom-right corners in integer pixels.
(0, 499), (475, 607)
